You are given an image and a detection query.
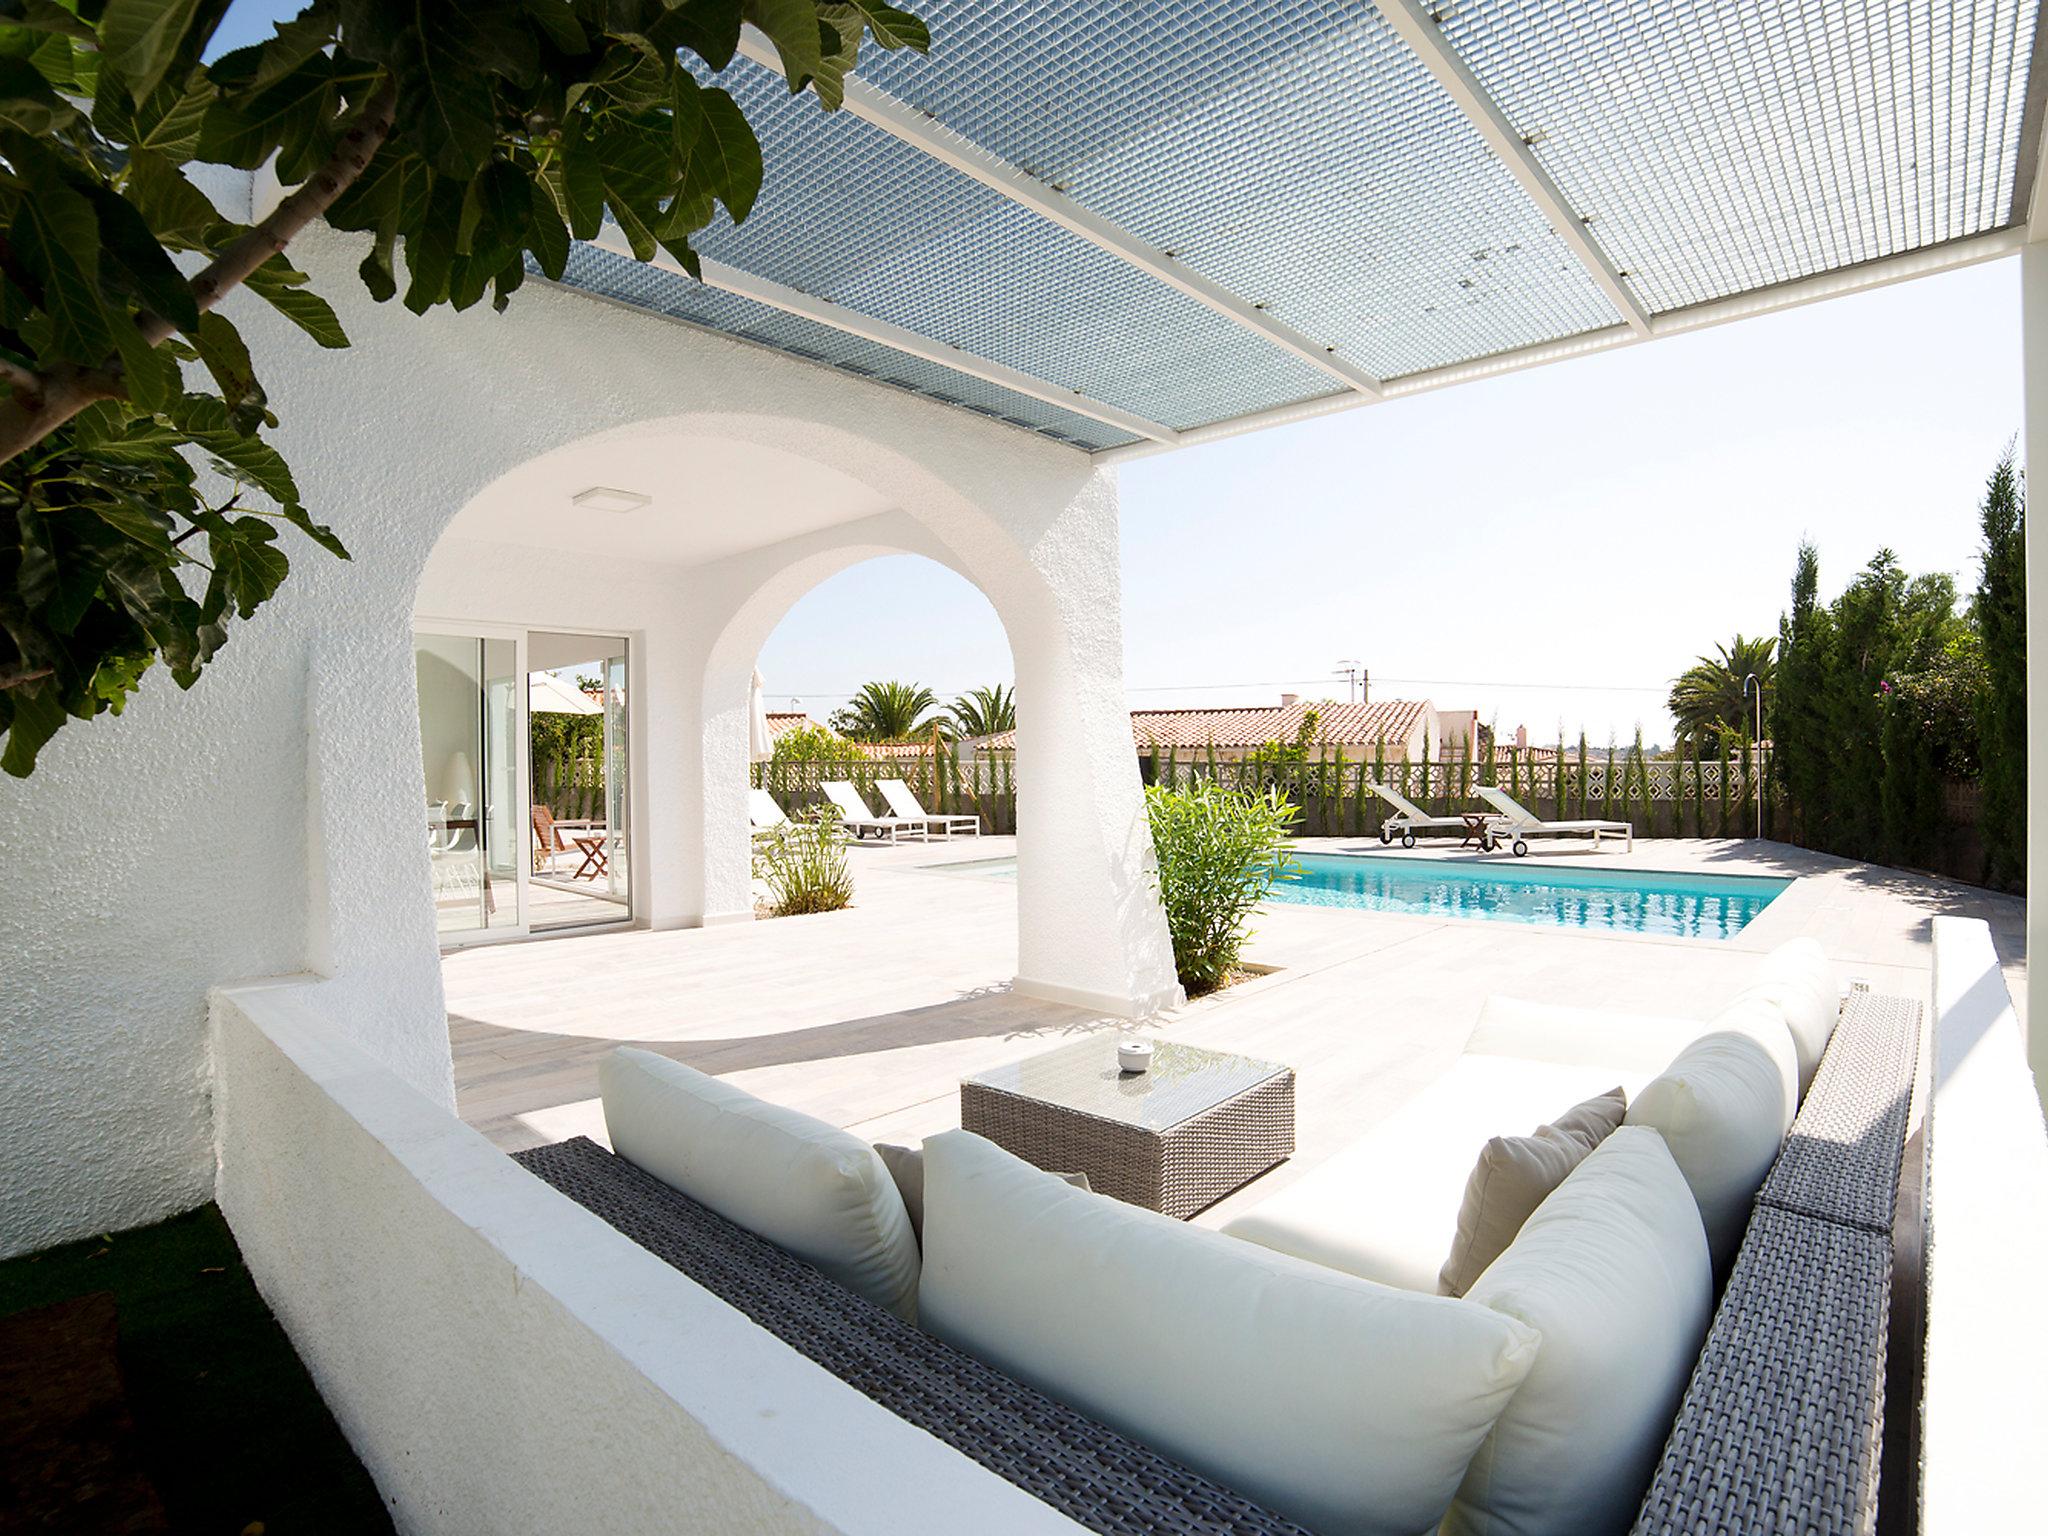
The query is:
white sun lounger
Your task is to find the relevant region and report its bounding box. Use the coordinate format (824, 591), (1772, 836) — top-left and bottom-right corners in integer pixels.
(821, 780), (927, 844)
(748, 788), (788, 833)
(878, 778), (980, 839)
(1473, 784), (1632, 856)
(1367, 782), (1500, 849)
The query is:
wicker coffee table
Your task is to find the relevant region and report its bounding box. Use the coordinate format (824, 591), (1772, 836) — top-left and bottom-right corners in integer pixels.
(960, 1037), (1295, 1219)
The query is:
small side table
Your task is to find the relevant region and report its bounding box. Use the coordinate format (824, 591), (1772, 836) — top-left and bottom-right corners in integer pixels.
(961, 1037), (1294, 1219)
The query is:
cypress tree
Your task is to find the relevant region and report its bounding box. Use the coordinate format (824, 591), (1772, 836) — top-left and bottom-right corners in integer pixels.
(1976, 449), (2026, 890)
(1880, 683), (1942, 868)
(1773, 542), (1833, 848)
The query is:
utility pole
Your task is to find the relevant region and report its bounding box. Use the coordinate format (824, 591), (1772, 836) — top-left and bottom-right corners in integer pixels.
(1334, 659), (1362, 705)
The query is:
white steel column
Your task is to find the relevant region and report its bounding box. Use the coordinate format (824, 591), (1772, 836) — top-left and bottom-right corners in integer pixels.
(2023, 239), (2048, 1111)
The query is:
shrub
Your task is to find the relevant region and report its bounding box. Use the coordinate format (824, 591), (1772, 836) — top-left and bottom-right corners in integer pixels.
(752, 810), (854, 917)
(771, 723), (847, 764)
(1144, 781), (1298, 996)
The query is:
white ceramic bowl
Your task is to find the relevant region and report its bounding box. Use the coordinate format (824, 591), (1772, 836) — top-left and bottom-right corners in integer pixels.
(1117, 1039), (1155, 1073)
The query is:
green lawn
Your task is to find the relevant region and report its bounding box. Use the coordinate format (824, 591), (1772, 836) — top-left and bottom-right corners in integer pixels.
(0, 1205), (394, 1535)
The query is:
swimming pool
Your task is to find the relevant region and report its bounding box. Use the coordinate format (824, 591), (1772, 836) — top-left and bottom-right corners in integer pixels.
(1270, 853), (1787, 939)
(931, 853), (1790, 940)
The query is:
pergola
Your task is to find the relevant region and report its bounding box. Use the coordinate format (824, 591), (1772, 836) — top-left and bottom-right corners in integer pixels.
(556, 1), (2045, 457)
(557, 0), (2048, 1102)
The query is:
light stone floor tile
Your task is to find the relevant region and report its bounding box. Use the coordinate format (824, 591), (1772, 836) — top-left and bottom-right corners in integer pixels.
(445, 833), (2026, 1229)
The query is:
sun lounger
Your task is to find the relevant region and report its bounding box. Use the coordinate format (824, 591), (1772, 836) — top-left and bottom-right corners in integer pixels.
(748, 788), (791, 841)
(1473, 784), (1632, 856)
(877, 778), (980, 840)
(821, 780), (926, 844)
(1366, 781), (1500, 849)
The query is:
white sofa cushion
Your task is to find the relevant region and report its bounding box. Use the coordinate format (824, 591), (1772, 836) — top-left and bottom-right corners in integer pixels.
(598, 1048), (919, 1319)
(1224, 1055), (1658, 1292)
(1463, 994), (1721, 1076)
(1446, 1129), (1713, 1536)
(1707, 995), (1802, 1129)
(1624, 1024), (1791, 1272)
(1743, 938), (1840, 1094)
(920, 1130), (1539, 1536)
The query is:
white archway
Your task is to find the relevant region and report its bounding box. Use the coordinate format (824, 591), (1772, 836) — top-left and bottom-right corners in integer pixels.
(365, 301), (1181, 1104)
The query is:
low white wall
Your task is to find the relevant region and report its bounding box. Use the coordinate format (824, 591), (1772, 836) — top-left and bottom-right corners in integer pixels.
(1920, 916), (2048, 1531)
(213, 978), (1079, 1535)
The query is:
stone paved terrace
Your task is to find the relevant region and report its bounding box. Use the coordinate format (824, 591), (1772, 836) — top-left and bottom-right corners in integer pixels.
(445, 834), (2025, 1229)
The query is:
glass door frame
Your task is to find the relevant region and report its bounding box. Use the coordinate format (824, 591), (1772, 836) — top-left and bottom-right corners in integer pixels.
(413, 616), (643, 951)
(414, 619), (530, 950)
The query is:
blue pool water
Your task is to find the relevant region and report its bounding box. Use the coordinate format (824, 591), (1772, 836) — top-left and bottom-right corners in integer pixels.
(1268, 853), (1788, 939)
(932, 853), (1789, 940)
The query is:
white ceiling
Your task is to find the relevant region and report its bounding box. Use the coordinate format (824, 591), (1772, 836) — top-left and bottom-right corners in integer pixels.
(440, 432), (895, 568)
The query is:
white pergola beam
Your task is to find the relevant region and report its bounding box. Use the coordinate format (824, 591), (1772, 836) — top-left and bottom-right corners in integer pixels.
(735, 30), (1385, 400)
(1098, 224), (2025, 463)
(1379, 0), (1653, 336)
(584, 226), (1181, 446)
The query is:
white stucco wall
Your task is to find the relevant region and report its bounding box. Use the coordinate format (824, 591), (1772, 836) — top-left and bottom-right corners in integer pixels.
(1921, 916), (2048, 1530)
(0, 179), (1174, 1258)
(2021, 239), (2047, 1111)
(213, 979), (1082, 1536)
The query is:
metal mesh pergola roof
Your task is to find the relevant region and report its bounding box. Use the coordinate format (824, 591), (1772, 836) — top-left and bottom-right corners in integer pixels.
(556, 1), (2048, 457)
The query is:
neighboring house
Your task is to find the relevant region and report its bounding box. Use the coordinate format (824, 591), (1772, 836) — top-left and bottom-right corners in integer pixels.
(975, 694), (1468, 769)
(1437, 709), (1480, 757)
(764, 711), (839, 744)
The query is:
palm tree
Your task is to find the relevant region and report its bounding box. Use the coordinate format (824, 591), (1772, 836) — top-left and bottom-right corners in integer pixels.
(1669, 635), (1776, 753)
(946, 683), (1016, 741)
(829, 680), (940, 742)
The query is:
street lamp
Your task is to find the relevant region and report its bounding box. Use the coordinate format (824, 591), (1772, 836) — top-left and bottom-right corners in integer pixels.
(1741, 673), (1764, 839)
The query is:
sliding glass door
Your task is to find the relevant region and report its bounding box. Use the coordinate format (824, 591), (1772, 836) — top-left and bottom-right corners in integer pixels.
(414, 626), (632, 945)
(527, 632), (631, 932)
(415, 631), (522, 939)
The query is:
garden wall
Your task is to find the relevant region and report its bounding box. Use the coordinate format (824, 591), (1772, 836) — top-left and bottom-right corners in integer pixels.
(755, 751), (1991, 883)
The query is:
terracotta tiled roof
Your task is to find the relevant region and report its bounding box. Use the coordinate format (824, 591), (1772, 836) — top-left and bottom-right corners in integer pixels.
(976, 698), (1434, 753)
(765, 712), (836, 740)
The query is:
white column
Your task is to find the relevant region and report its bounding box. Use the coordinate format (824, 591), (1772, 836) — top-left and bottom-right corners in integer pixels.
(1008, 477), (1182, 1017)
(2024, 240), (2048, 1112)
(303, 624), (458, 1109)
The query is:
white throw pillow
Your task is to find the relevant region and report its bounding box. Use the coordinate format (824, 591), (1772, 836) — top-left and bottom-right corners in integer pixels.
(918, 1130), (1540, 1536)
(1743, 939), (1840, 1094)
(1625, 1028), (1789, 1272)
(1447, 1129), (1713, 1536)
(598, 1049), (919, 1320)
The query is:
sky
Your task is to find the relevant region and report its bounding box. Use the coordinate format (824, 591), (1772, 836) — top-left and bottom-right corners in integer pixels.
(759, 256), (2023, 745)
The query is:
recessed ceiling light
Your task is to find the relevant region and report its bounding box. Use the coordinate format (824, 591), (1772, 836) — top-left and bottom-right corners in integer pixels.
(571, 485), (651, 513)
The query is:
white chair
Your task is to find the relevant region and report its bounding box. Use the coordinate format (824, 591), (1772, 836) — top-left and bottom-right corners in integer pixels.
(1367, 781), (1499, 849)
(878, 777), (980, 839)
(821, 780), (925, 843)
(1473, 784), (1632, 856)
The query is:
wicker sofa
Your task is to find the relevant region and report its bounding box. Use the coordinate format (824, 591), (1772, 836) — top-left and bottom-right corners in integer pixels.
(514, 984), (1918, 1536)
